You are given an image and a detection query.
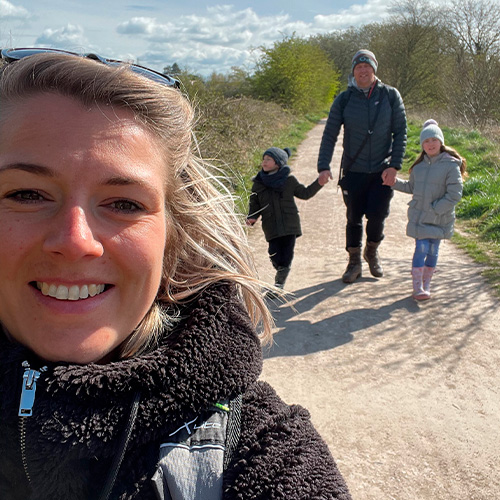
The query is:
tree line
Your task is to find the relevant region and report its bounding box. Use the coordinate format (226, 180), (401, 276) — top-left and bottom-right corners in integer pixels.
(166, 0), (500, 129)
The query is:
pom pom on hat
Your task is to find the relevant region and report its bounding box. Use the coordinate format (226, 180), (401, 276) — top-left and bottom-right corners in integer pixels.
(263, 147), (291, 168)
(420, 119), (445, 147)
(423, 119), (438, 127)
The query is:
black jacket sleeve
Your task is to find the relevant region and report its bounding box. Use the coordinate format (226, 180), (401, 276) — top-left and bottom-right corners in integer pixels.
(388, 87), (407, 170)
(224, 381), (352, 500)
(247, 181), (262, 220)
(291, 176), (323, 200)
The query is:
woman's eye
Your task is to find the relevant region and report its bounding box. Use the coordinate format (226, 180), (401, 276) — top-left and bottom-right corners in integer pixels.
(7, 190), (45, 202)
(109, 200), (144, 212)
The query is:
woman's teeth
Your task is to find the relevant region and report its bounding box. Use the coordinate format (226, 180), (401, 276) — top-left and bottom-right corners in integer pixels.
(36, 282), (105, 300)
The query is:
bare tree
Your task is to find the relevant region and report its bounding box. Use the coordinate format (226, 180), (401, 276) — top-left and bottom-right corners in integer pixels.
(444, 0), (500, 126)
(448, 0), (500, 57)
(370, 0), (444, 108)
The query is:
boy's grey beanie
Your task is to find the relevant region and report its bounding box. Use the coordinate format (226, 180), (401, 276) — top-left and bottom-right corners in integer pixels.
(263, 147), (292, 167)
(420, 119), (445, 147)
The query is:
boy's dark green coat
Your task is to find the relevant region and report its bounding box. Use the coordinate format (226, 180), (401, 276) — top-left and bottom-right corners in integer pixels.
(248, 172), (322, 242)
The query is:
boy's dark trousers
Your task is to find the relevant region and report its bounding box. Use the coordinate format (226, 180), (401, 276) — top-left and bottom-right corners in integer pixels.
(268, 235), (296, 269)
(340, 171), (394, 249)
(267, 235), (296, 288)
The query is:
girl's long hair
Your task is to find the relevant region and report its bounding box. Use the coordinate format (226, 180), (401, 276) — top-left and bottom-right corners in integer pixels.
(411, 145), (468, 179)
(0, 53), (274, 357)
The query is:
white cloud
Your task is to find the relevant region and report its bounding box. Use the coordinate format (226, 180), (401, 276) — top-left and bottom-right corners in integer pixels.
(3, 1), (392, 76)
(116, 5), (330, 73)
(315, 0), (390, 30)
(34, 24), (89, 49)
(116, 17), (158, 35)
(0, 0), (30, 20)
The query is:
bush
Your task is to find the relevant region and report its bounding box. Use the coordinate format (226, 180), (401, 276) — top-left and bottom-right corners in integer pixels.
(251, 35), (340, 114)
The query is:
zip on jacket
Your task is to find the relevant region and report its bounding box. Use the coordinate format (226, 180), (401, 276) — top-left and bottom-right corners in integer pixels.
(18, 361), (47, 485)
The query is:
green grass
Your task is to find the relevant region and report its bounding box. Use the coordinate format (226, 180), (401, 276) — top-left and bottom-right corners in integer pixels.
(406, 118), (500, 296)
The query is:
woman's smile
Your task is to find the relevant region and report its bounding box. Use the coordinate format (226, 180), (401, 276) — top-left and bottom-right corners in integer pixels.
(35, 281), (107, 300)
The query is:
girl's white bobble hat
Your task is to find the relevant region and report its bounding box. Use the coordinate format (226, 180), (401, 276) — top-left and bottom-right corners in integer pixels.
(420, 119), (445, 147)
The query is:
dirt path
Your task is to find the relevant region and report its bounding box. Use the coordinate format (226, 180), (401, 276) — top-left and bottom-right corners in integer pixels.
(247, 121), (500, 500)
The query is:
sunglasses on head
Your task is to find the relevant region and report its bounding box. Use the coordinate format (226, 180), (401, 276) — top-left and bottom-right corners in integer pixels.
(1, 47), (180, 88)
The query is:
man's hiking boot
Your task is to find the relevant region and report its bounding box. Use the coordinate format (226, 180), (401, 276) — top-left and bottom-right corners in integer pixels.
(342, 247), (362, 283)
(363, 240), (384, 277)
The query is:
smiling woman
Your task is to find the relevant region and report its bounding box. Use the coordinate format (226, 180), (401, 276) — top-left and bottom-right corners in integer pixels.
(0, 51), (352, 500)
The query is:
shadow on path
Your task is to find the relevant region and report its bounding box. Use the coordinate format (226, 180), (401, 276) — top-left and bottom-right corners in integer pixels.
(264, 279), (419, 359)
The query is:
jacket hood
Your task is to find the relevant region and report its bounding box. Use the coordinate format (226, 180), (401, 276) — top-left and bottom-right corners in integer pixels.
(424, 151), (462, 168)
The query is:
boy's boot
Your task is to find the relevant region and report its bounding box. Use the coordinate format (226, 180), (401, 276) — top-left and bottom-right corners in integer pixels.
(266, 266), (290, 299)
(363, 240), (384, 277)
(342, 247), (362, 283)
(275, 266), (291, 289)
(422, 266), (435, 297)
(412, 267), (430, 300)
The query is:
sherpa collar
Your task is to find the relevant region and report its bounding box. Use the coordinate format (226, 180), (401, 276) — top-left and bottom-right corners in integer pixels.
(0, 282), (262, 460)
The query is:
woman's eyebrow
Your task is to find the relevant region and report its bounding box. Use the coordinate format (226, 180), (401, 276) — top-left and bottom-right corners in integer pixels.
(0, 164), (152, 188)
(0, 163), (55, 176)
(104, 175), (150, 187)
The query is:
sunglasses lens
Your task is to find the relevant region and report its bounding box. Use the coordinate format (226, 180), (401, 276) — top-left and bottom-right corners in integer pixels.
(2, 48), (179, 87)
(1, 48), (75, 62)
(104, 60), (179, 87)
(131, 66), (179, 87)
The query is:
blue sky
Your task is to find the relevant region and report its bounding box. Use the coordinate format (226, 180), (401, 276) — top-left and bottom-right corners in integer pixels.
(1, 0), (393, 75)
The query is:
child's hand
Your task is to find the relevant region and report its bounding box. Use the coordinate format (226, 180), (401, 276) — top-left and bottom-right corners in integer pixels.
(381, 167), (397, 186)
(246, 218), (257, 226)
(318, 171), (332, 186)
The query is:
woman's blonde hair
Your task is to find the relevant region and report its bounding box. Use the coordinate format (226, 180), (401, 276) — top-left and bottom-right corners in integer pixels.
(0, 53), (274, 356)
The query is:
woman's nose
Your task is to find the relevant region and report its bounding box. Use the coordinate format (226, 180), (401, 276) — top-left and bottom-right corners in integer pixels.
(43, 205), (104, 260)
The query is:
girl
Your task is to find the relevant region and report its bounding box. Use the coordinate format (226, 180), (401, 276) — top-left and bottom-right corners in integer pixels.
(392, 119), (467, 300)
(246, 147), (328, 296)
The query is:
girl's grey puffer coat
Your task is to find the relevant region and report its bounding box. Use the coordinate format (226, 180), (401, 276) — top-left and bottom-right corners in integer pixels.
(393, 152), (463, 240)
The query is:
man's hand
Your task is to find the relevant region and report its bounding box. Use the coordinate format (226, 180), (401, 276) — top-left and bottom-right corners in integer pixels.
(246, 218), (257, 226)
(381, 167), (397, 186)
(318, 170), (333, 186)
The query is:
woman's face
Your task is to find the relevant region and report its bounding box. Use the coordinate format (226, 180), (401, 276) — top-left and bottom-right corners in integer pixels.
(0, 93), (168, 363)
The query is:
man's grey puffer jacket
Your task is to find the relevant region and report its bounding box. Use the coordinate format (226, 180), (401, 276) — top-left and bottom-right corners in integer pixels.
(317, 79), (407, 174)
(393, 152), (463, 240)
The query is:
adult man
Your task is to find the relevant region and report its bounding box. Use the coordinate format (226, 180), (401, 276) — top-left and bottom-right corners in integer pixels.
(318, 49), (407, 283)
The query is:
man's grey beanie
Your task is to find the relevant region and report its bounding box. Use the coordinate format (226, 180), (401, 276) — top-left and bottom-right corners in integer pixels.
(263, 147), (292, 167)
(352, 49), (378, 73)
(420, 119), (445, 147)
